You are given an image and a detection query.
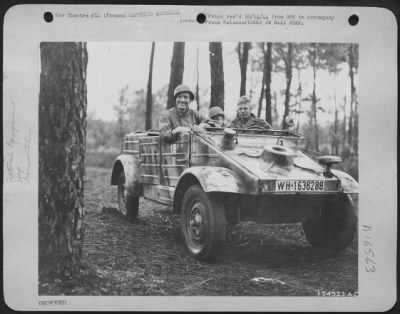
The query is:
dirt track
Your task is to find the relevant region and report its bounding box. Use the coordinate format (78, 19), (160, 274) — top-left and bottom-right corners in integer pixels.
(40, 167), (358, 296)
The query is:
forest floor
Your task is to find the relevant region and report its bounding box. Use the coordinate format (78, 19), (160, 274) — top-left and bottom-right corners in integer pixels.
(39, 167), (358, 297)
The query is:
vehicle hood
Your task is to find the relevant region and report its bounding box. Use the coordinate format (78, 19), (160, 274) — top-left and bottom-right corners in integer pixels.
(201, 131), (326, 181)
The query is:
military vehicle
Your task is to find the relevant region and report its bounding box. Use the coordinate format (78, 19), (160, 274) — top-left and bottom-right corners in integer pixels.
(111, 126), (358, 261)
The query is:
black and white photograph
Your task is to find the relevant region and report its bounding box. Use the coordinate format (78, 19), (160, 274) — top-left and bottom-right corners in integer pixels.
(37, 41), (359, 297)
(3, 5), (397, 311)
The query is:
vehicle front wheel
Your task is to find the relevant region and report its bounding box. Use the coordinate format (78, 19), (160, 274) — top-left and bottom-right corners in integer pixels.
(181, 185), (226, 261)
(117, 172), (139, 223)
(302, 194), (357, 251)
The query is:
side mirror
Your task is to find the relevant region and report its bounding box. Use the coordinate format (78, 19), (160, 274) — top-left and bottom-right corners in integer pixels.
(318, 155), (342, 177)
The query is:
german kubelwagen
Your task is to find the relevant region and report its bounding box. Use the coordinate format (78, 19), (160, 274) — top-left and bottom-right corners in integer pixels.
(111, 126), (358, 261)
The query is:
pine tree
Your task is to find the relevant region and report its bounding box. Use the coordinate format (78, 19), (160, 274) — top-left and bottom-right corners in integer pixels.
(209, 42), (225, 109)
(146, 42), (155, 130)
(39, 42), (88, 280)
(167, 42), (185, 109)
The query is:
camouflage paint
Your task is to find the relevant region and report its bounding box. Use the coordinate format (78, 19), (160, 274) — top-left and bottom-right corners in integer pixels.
(160, 133), (190, 187)
(112, 129), (359, 210)
(139, 136), (161, 184)
(331, 169), (359, 193)
(110, 154), (142, 197)
(176, 167), (247, 193)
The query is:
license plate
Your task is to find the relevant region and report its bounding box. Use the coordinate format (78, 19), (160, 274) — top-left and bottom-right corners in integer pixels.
(275, 180), (324, 192)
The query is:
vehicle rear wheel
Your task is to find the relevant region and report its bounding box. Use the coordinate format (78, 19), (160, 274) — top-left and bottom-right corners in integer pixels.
(117, 172), (139, 223)
(181, 185), (226, 261)
(302, 194), (357, 251)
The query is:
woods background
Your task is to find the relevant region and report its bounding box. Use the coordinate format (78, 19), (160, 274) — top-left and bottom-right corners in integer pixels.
(38, 41), (359, 289)
(86, 41), (358, 180)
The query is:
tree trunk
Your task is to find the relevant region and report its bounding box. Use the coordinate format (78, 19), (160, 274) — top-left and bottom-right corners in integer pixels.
(39, 42), (87, 280)
(115, 86), (128, 150)
(119, 115), (124, 151)
(333, 107), (339, 155)
(348, 44), (357, 153)
(257, 68), (265, 117)
(311, 43), (319, 151)
(295, 69), (302, 132)
(282, 43), (293, 129)
(195, 46), (200, 110)
(257, 43), (265, 118)
(209, 42), (225, 109)
(332, 73), (339, 155)
(342, 94), (347, 153)
(265, 42), (272, 124)
(239, 42), (250, 96)
(248, 75), (255, 99)
(273, 91), (278, 127)
(167, 42), (185, 109)
(146, 42), (155, 130)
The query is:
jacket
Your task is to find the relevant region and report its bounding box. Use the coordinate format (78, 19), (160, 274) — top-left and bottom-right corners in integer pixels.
(159, 107), (206, 143)
(228, 113), (272, 130)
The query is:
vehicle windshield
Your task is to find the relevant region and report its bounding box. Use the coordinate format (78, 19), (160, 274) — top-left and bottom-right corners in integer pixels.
(203, 126), (302, 138)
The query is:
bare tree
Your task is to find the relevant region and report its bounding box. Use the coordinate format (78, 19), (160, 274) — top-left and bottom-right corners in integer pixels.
(273, 91), (278, 127)
(323, 44), (347, 156)
(257, 45), (265, 118)
(331, 79), (339, 155)
(209, 42), (225, 109)
(265, 43), (273, 124)
(310, 43), (319, 151)
(276, 43), (293, 129)
(348, 44), (358, 153)
(114, 86), (129, 150)
(292, 43), (308, 132)
(39, 42), (87, 280)
(146, 42), (155, 130)
(342, 94), (347, 153)
(294, 70), (303, 132)
(195, 46), (200, 110)
(167, 42), (185, 109)
(238, 42), (250, 96)
(256, 42), (272, 122)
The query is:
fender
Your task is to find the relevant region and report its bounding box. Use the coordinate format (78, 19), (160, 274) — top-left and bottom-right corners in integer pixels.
(172, 166), (247, 213)
(181, 166), (247, 193)
(110, 154), (142, 196)
(331, 169), (359, 193)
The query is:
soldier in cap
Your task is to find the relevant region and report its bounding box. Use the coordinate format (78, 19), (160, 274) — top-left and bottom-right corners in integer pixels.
(159, 84), (207, 143)
(228, 95), (272, 130)
(205, 106), (226, 128)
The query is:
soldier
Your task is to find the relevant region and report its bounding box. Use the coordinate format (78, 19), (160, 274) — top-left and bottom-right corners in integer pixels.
(159, 84), (207, 143)
(205, 106), (226, 128)
(228, 95), (272, 130)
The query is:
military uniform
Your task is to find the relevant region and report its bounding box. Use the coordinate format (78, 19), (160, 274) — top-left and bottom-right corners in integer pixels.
(228, 113), (272, 130)
(159, 107), (206, 143)
(204, 119), (225, 128)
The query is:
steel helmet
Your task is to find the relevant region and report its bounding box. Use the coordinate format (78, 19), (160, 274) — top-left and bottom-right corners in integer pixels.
(209, 106), (225, 119)
(174, 84), (194, 101)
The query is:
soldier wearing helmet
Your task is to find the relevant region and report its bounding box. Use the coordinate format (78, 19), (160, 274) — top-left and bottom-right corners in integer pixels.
(205, 106), (226, 128)
(228, 95), (272, 130)
(159, 84), (207, 143)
